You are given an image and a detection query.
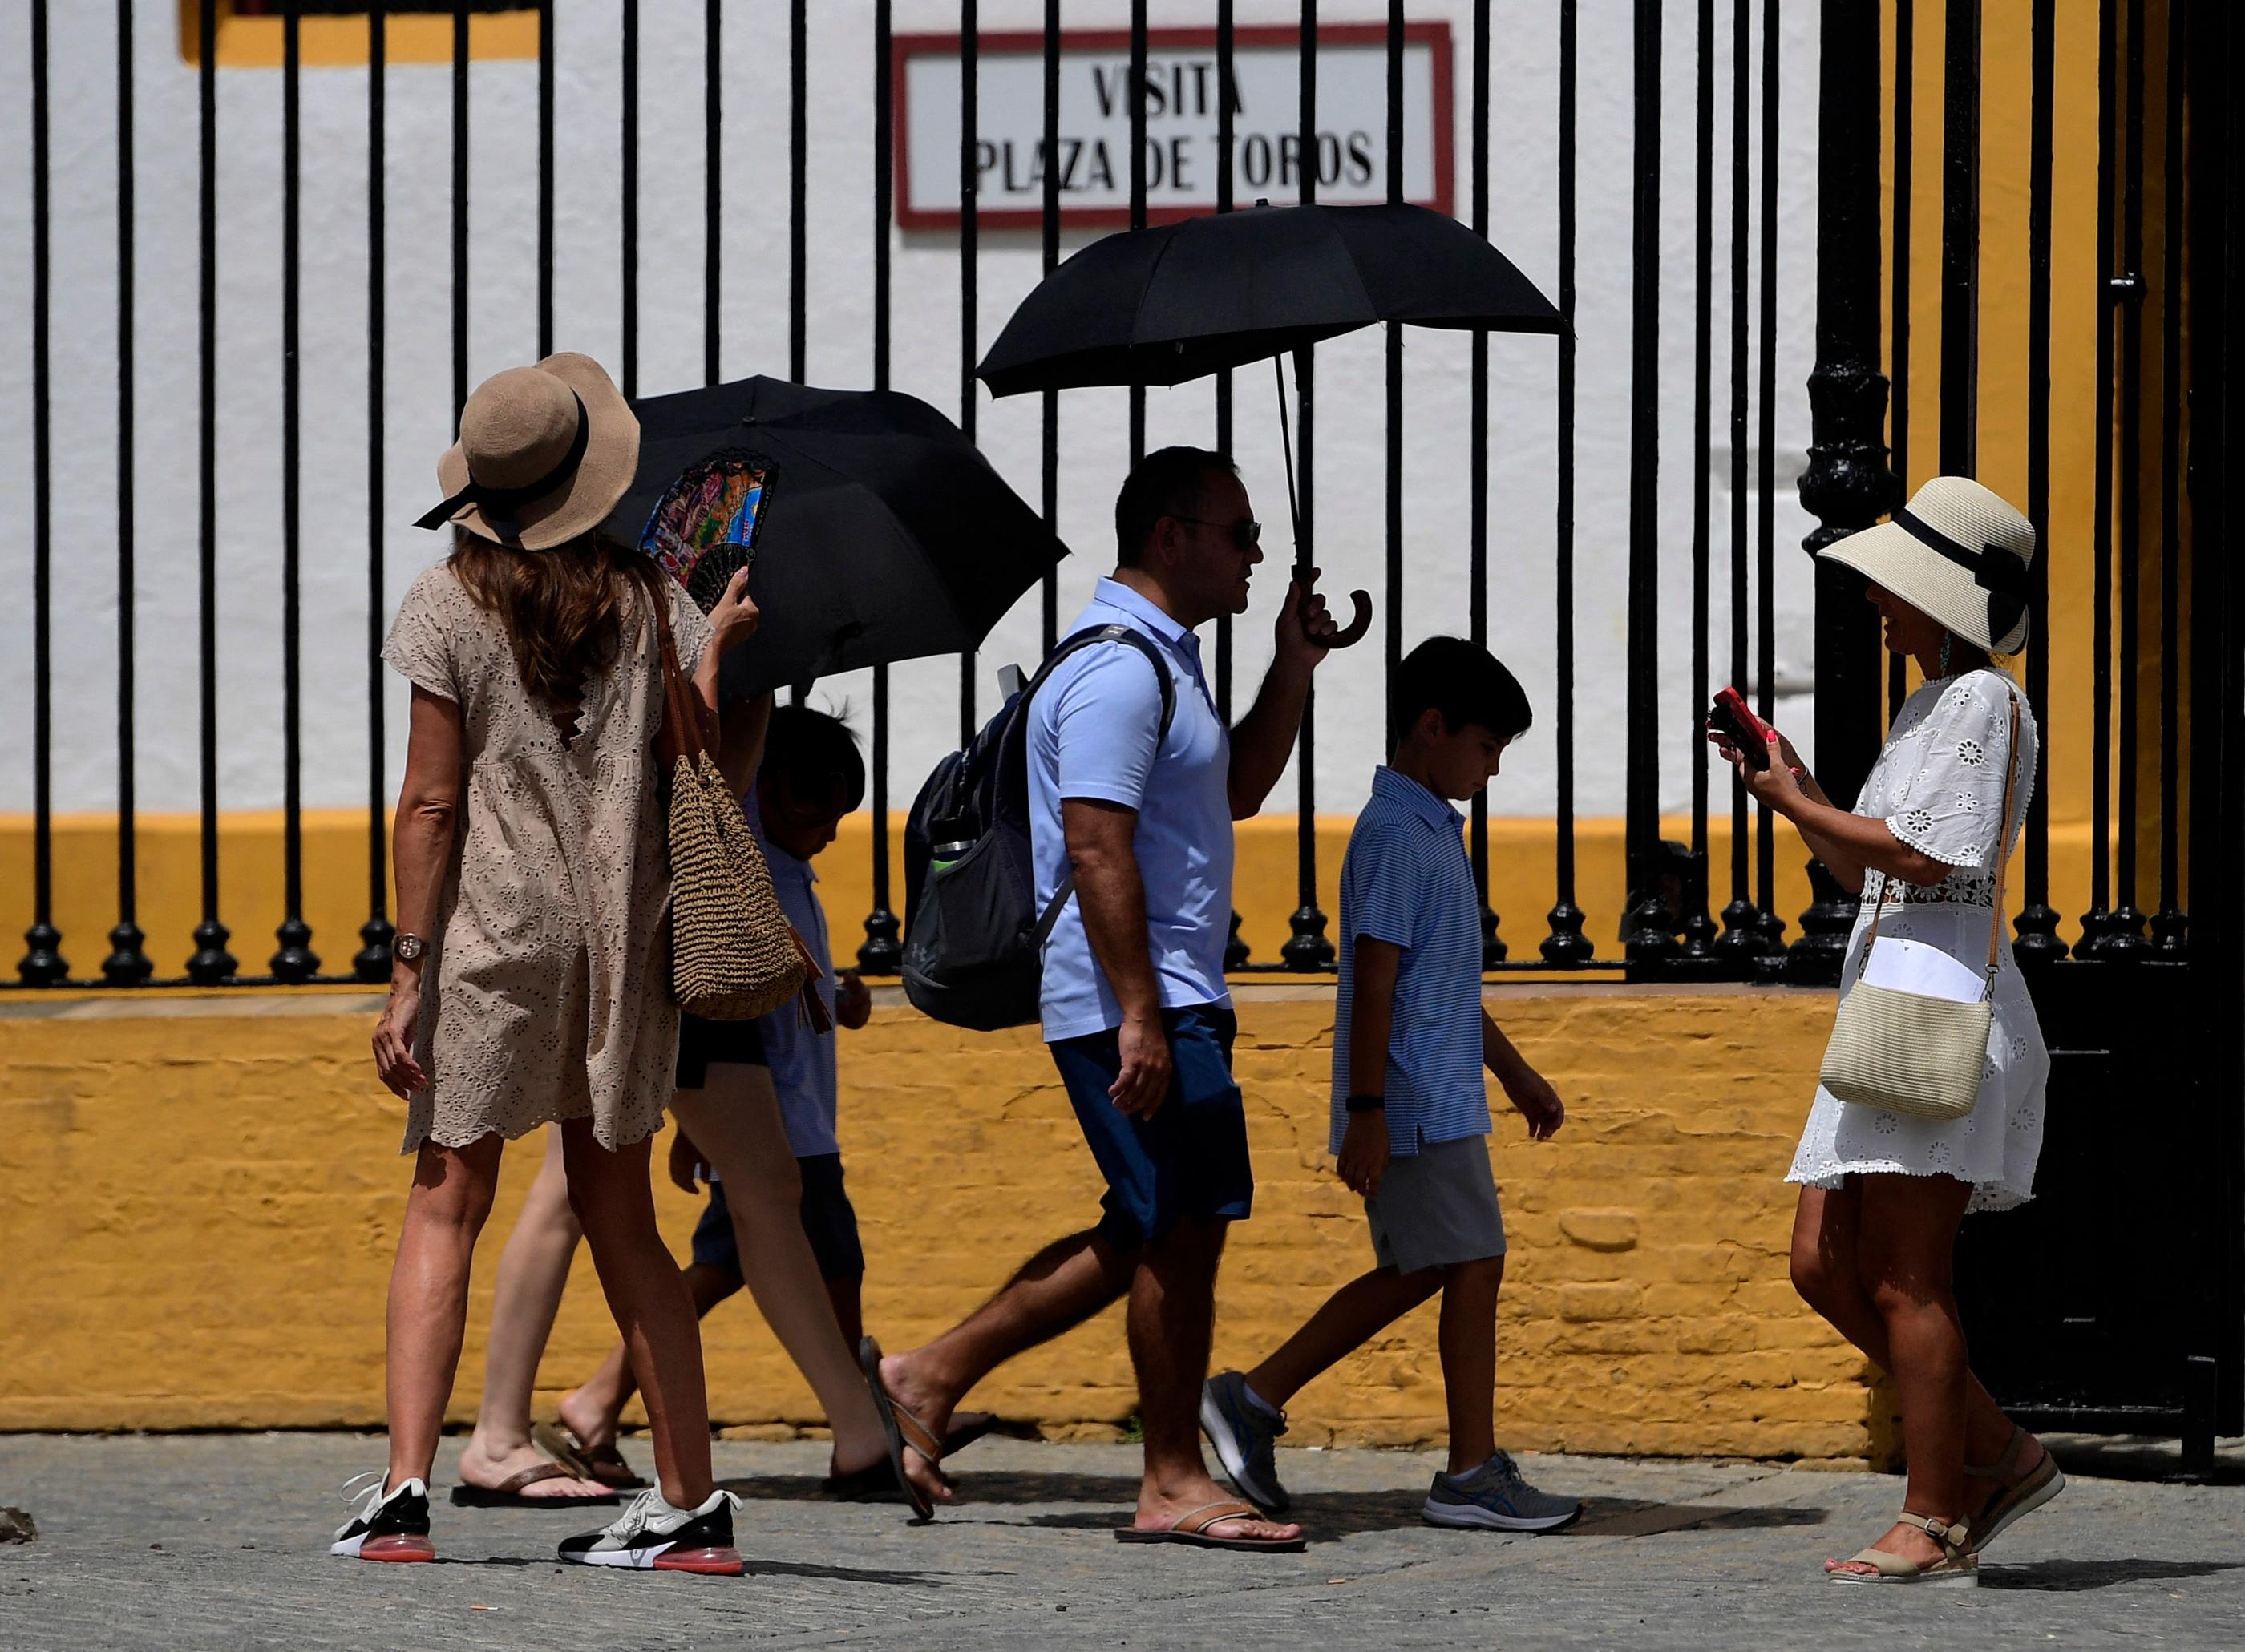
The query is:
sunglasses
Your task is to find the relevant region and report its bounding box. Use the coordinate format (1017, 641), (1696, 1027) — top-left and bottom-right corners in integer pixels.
(1171, 515), (1263, 551)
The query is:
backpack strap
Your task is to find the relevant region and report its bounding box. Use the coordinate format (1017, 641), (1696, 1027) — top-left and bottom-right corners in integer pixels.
(1022, 624), (1179, 947)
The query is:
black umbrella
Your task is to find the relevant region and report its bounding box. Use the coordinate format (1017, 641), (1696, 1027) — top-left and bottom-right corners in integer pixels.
(605, 375), (1066, 697)
(977, 200), (1560, 398)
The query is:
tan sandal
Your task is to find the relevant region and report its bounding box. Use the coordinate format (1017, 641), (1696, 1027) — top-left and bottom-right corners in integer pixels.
(1826, 1513), (1978, 1586)
(1965, 1425), (2064, 1556)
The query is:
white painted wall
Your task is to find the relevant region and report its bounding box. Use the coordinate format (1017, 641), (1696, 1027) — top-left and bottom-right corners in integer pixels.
(0, 0), (1823, 822)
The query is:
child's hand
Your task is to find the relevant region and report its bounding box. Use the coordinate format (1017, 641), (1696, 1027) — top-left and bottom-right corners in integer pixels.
(1337, 1111), (1391, 1198)
(667, 1129), (707, 1194)
(835, 969), (872, 1030)
(1505, 1070), (1566, 1141)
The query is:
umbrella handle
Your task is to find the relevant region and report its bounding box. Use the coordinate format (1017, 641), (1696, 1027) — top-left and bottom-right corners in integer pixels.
(1321, 589), (1374, 649)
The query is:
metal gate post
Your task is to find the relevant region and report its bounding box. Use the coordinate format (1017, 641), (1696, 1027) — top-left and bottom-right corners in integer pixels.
(1791, 0), (1894, 984)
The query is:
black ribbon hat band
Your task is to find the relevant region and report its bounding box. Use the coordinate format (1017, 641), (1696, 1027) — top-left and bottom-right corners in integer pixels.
(1889, 505), (2030, 641)
(414, 390), (592, 541)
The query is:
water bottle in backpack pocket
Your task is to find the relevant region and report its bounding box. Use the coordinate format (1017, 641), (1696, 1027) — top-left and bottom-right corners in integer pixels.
(900, 625), (1175, 1031)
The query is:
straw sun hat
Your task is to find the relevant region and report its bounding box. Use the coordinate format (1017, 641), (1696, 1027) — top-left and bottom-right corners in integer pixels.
(1817, 475), (2036, 655)
(414, 353), (641, 550)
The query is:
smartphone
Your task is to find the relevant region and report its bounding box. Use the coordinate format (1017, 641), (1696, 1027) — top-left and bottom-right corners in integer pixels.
(1709, 686), (1774, 771)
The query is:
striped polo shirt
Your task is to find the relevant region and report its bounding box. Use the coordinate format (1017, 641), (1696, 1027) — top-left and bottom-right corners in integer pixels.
(1328, 766), (1491, 1157)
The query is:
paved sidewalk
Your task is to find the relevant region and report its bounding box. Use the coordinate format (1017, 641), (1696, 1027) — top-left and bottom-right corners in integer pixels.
(2, 1432), (2240, 1649)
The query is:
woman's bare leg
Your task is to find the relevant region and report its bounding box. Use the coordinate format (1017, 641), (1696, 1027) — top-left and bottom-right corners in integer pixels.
(457, 1127), (605, 1497)
(1790, 1183), (2044, 1514)
(671, 1068), (947, 1505)
(564, 1263), (742, 1446)
(383, 1134), (504, 1493)
(1826, 1173), (1976, 1574)
(560, 1119), (714, 1509)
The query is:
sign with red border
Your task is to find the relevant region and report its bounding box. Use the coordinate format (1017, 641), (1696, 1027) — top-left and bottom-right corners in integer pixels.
(895, 24), (1455, 232)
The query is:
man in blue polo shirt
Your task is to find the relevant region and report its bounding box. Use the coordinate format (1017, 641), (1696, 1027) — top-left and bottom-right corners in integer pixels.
(870, 448), (1356, 1551)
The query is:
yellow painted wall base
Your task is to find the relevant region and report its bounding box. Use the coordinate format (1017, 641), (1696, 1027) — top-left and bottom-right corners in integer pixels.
(0, 985), (1894, 1464)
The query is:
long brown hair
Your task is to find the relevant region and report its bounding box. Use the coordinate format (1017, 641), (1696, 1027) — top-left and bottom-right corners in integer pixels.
(448, 529), (667, 708)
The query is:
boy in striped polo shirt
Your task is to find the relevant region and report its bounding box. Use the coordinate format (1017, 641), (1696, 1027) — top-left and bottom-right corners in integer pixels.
(1202, 638), (1580, 1532)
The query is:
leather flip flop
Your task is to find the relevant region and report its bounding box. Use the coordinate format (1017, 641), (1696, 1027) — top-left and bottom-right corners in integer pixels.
(449, 1463), (619, 1509)
(856, 1335), (936, 1521)
(532, 1421), (649, 1492)
(1114, 1499), (1307, 1553)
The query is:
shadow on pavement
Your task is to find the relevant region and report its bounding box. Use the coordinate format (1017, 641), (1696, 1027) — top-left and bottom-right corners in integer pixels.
(1980, 1557), (2245, 1593)
(1568, 1498), (1828, 1538)
(2041, 1435), (2245, 1488)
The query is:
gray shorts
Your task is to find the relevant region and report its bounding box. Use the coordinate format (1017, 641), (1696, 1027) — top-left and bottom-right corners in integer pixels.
(1365, 1134), (1507, 1274)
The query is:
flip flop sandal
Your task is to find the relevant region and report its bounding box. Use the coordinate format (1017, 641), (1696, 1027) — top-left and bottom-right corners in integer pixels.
(1826, 1513), (1977, 1586)
(856, 1335), (936, 1521)
(821, 1459), (909, 1501)
(532, 1421), (649, 1492)
(449, 1463), (620, 1509)
(1964, 1426), (2065, 1556)
(1114, 1499), (1307, 1553)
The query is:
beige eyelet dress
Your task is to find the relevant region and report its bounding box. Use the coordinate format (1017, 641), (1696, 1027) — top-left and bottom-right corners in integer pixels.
(382, 562), (713, 1153)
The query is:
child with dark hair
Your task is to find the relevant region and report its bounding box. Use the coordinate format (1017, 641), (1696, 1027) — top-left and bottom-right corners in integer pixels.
(546, 701), (978, 1513)
(1200, 637), (1581, 1532)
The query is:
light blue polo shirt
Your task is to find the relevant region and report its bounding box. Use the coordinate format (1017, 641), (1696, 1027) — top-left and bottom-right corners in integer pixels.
(746, 788), (839, 1158)
(1328, 766), (1491, 1156)
(1029, 577), (1234, 1044)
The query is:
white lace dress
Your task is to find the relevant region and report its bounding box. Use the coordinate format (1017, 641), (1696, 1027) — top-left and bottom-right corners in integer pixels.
(1786, 668), (2051, 1213)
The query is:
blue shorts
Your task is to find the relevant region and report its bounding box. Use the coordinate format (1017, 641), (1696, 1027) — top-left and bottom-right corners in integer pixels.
(1050, 1002), (1252, 1250)
(689, 1154), (864, 1282)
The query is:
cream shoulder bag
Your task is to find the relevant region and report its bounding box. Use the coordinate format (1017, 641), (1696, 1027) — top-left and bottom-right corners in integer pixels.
(1816, 693), (2022, 1121)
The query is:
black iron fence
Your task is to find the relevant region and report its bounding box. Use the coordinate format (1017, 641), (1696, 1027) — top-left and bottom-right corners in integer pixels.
(4, 0), (2230, 997)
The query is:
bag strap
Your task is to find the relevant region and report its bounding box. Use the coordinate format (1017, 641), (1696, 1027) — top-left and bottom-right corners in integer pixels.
(650, 582), (716, 773)
(1023, 624), (1180, 945)
(1859, 681), (2025, 979)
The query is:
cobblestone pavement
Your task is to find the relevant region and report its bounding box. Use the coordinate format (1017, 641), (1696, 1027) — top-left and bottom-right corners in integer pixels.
(1, 1432), (2240, 1650)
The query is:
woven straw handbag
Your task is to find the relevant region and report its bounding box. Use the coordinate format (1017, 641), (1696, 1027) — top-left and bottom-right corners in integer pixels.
(1817, 693), (2023, 1121)
(651, 592), (819, 1023)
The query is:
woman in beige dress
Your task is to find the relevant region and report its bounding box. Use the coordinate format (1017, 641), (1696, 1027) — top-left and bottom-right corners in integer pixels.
(335, 354), (760, 1574)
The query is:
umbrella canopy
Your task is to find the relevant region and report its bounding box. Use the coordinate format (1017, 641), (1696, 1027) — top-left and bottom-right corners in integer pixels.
(607, 375), (1066, 696)
(977, 201), (1560, 398)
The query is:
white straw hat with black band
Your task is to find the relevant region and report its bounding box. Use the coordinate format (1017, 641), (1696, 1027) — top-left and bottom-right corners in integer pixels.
(1817, 475), (2036, 656)
(415, 353), (641, 551)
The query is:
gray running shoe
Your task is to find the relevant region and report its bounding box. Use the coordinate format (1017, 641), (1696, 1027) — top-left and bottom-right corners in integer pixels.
(1422, 1450), (1581, 1533)
(1199, 1370), (1291, 1513)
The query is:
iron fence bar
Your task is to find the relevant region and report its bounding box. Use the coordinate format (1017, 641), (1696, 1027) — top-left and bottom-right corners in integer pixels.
(621, 0), (638, 400)
(860, 0), (901, 975)
(1715, 0), (1762, 959)
(1888, 0), (1913, 725)
(1041, 0), (1060, 656)
(959, 1), (977, 746)
(712, 0), (728, 387)
(2083, 0), (2117, 947)
(2016, 0), (2067, 961)
(1752, 0), (1782, 954)
(273, 5), (317, 983)
(1384, 1), (1404, 745)
(1792, 0), (1893, 983)
(1678, 0), (1718, 967)
(1939, 0), (1980, 477)
(1282, 0), (1333, 972)
(451, 0), (468, 419)
(188, 0), (233, 985)
(355, 0), (394, 982)
(1620, 0), (1672, 967)
(1219, 0), (1247, 971)
(105, 0), (149, 985)
(1543, 0), (1592, 966)
(2152, 0), (2187, 955)
(537, 0), (552, 357)
(2104, 0), (2151, 953)
(1470, 0), (1503, 965)
(1129, 1), (1148, 460)
(21, 0), (62, 985)
(788, 0), (807, 385)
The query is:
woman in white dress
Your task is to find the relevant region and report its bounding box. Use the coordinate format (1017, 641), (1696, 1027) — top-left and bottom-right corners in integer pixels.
(1713, 477), (2061, 1587)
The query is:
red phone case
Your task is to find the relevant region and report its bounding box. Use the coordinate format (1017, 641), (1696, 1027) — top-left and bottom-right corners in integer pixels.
(1712, 687), (1774, 768)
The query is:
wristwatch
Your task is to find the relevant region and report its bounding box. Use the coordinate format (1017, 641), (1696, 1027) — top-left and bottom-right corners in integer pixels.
(1345, 1093), (1387, 1114)
(393, 931), (429, 964)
